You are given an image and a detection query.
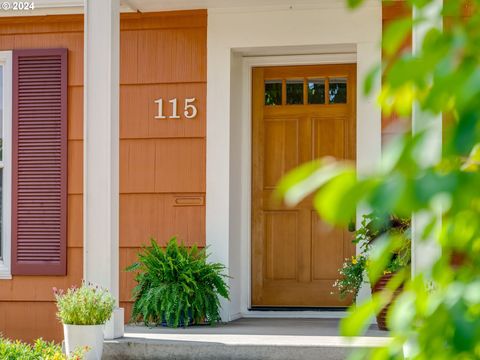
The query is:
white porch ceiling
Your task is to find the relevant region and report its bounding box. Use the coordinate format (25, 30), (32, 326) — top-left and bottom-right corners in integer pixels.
(0, 0), (364, 16)
(123, 0), (349, 12)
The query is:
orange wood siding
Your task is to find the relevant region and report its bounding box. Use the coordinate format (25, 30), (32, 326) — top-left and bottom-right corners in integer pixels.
(382, 1), (412, 146)
(117, 11), (207, 322)
(0, 10), (206, 342)
(0, 15), (84, 342)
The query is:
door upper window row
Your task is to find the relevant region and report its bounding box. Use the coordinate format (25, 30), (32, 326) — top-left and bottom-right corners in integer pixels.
(264, 77), (347, 106)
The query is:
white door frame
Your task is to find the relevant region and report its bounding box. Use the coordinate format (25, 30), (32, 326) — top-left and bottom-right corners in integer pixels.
(206, 4), (382, 321)
(207, 45), (381, 320)
(238, 52), (364, 318)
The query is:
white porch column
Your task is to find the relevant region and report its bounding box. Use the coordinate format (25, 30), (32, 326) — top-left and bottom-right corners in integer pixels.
(411, 0), (443, 275)
(83, 0), (124, 339)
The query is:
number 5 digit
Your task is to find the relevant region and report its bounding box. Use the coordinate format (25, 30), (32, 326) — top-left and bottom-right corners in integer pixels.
(184, 98), (197, 119)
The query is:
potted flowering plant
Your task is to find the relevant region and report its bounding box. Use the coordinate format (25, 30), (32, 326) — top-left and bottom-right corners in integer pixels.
(54, 281), (115, 360)
(333, 213), (410, 330)
(333, 254), (368, 301)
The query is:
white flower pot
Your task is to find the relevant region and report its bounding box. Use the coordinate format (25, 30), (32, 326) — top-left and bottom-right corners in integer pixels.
(63, 324), (104, 360)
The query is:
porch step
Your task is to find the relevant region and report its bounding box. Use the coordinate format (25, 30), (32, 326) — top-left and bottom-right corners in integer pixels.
(103, 319), (390, 360)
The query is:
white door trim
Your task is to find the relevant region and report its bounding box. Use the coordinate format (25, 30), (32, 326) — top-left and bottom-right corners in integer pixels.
(239, 52), (357, 318)
(206, 5), (382, 321)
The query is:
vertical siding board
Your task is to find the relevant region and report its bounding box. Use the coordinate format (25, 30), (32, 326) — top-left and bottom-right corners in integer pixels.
(11, 48), (68, 275)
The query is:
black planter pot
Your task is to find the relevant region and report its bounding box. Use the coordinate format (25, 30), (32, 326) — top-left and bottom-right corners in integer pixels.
(161, 312), (194, 327)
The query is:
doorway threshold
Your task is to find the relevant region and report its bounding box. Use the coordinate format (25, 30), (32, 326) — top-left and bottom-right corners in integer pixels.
(250, 307), (348, 312)
(242, 309), (350, 319)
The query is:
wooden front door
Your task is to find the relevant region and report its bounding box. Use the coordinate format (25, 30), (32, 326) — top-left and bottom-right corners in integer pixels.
(251, 64), (356, 308)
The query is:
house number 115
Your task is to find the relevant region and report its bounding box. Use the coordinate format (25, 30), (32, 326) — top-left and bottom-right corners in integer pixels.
(154, 98), (198, 119)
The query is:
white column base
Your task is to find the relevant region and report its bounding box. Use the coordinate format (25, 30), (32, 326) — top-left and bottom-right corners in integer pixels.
(104, 307), (124, 340)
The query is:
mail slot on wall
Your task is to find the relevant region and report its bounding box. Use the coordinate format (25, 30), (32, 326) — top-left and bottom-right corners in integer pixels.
(174, 196), (204, 206)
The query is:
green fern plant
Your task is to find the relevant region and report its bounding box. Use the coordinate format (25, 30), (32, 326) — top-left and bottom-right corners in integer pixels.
(126, 237), (229, 327)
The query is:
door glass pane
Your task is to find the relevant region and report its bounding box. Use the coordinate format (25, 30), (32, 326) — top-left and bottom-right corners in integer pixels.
(286, 80), (303, 105)
(308, 79), (325, 104)
(265, 80), (282, 106)
(329, 77), (347, 104)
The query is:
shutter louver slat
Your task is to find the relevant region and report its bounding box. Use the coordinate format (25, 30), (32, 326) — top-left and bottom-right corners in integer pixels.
(12, 48), (68, 276)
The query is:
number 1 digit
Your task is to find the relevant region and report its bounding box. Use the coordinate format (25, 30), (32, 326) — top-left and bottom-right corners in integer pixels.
(154, 98), (166, 119)
(169, 98), (180, 119)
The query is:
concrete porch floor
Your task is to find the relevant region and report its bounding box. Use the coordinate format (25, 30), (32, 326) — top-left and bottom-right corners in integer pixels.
(104, 318), (390, 360)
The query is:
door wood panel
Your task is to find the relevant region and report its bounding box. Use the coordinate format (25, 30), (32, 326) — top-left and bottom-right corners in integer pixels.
(265, 211), (298, 280)
(263, 118), (299, 188)
(251, 64), (356, 308)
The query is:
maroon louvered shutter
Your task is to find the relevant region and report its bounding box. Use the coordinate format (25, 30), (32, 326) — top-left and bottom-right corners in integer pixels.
(12, 49), (68, 275)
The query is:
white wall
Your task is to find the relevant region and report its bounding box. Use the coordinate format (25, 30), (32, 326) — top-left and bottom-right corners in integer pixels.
(227, 52), (244, 320)
(206, 1), (382, 320)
